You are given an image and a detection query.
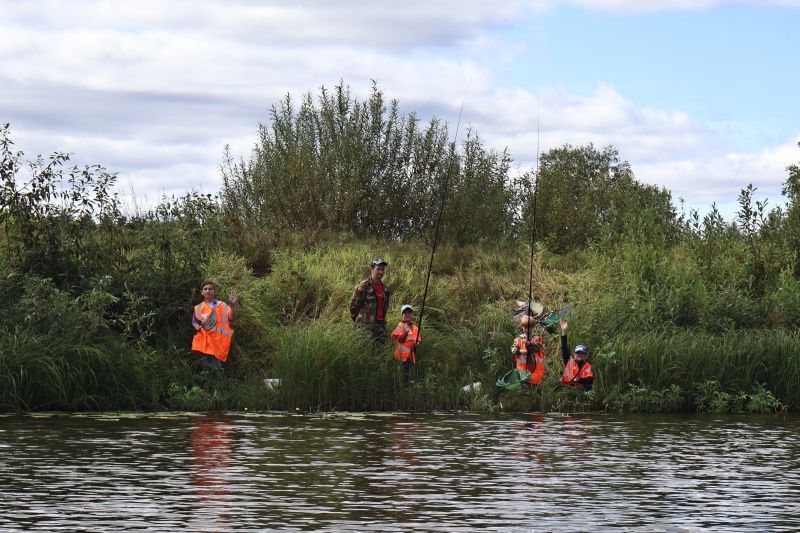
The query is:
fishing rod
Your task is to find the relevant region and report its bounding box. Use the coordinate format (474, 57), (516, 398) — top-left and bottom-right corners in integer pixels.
(416, 83), (470, 345)
(525, 97), (540, 344)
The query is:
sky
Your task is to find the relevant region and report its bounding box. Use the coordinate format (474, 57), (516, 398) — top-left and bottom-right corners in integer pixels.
(1, 0), (799, 219)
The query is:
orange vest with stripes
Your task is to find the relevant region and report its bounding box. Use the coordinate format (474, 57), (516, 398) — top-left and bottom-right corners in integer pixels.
(513, 334), (545, 385)
(391, 322), (421, 363)
(192, 301), (235, 362)
(560, 357), (593, 385)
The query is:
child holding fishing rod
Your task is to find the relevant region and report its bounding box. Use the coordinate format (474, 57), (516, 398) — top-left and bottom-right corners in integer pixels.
(511, 313), (545, 385)
(559, 317), (593, 390)
(391, 304), (421, 387)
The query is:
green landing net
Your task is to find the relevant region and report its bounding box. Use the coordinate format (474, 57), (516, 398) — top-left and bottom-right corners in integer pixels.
(496, 369), (532, 392)
(537, 310), (561, 328)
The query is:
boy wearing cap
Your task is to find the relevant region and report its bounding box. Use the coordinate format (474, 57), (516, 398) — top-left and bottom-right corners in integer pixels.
(392, 304), (421, 386)
(559, 318), (593, 390)
(349, 258), (391, 344)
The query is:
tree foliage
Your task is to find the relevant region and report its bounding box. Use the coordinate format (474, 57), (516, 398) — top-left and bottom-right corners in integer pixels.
(221, 82), (517, 246)
(528, 143), (677, 252)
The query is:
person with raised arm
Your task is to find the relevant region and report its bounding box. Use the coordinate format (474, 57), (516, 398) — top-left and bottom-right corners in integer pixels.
(559, 318), (593, 391)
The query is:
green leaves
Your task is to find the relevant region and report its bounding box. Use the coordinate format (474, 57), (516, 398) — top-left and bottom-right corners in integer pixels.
(523, 143), (677, 253)
(220, 81), (515, 247)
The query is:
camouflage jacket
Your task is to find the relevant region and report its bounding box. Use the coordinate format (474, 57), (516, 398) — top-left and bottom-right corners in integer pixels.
(350, 277), (390, 325)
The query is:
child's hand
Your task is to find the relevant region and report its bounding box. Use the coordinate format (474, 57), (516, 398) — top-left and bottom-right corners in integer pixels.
(560, 319), (568, 334)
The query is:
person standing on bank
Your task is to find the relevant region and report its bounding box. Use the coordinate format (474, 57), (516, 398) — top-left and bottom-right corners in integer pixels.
(559, 318), (593, 390)
(192, 281), (238, 371)
(392, 304), (421, 386)
(350, 258), (391, 344)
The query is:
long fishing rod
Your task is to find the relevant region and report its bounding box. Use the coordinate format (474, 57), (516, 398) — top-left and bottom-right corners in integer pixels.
(416, 85), (470, 343)
(525, 97), (540, 341)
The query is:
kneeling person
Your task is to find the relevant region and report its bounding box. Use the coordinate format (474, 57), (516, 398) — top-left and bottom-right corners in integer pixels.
(392, 304), (421, 386)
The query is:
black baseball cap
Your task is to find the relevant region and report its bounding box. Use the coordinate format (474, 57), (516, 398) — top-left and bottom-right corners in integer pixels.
(371, 258), (388, 267)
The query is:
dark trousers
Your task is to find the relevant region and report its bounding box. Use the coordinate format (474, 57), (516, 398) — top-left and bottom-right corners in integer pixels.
(402, 359), (414, 387)
(199, 354), (222, 371)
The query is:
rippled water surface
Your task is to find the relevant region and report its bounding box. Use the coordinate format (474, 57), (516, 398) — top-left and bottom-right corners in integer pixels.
(1, 412), (799, 531)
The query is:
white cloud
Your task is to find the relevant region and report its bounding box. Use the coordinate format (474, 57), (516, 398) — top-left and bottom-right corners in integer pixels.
(467, 83), (718, 164)
(452, 82), (798, 219)
(637, 136), (800, 216)
(1, 0), (540, 50)
(1, 0), (798, 216)
(563, 0), (800, 13)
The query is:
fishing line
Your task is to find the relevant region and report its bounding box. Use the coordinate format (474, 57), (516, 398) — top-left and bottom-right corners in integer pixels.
(416, 81), (471, 341)
(525, 96), (540, 339)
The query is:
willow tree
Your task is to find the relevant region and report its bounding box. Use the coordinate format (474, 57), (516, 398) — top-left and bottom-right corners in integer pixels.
(221, 82), (518, 247)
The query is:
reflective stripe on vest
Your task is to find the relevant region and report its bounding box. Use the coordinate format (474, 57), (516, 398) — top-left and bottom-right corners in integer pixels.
(215, 303), (233, 336)
(515, 336), (544, 365)
(195, 302), (234, 336)
(513, 337), (527, 366)
(393, 322), (420, 362)
(196, 303), (216, 330)
(561, 357), (592, 383)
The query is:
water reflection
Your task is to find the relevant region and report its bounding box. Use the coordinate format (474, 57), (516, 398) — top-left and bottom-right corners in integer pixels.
(0, 413), (797, 531)
(190, 418), (234, 530)
(511, 413), (546, 465)
(391, 417), (420, 467)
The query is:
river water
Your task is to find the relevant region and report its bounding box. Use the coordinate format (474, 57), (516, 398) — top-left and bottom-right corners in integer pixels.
(1, 412), (798, 532)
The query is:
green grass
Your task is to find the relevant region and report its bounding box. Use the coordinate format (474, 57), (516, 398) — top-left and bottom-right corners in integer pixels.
(0, 235), (797, 414)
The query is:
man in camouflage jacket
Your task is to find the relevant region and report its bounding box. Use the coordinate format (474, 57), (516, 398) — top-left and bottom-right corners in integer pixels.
(350, 259), (391, 344)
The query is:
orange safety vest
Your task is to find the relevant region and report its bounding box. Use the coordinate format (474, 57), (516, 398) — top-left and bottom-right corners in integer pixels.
(560, 357), (593, 385)
(391, 322), (421, 363)
(191, 301), (235, 363)
(513, 334), (545, 385)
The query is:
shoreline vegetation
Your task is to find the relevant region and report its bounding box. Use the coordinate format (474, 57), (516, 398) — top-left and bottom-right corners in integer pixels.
(1, 82), (799, 415)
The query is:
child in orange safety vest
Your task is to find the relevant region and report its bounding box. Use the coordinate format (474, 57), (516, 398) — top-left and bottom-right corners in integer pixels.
(559, 318), (593, 390)
(511, 314), (545, 385)
(391, 304), (421, 387)
(192, 281), (238, 372)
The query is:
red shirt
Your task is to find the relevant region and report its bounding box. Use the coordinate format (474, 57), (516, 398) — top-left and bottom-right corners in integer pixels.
(374, 282), (385, 321)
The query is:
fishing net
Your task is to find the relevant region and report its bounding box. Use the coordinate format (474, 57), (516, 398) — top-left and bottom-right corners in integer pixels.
(495, 368), (532, 391)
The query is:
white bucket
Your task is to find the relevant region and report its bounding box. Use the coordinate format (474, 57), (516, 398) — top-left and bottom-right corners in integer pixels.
(461, 382), (481, 393)
(263, 378), (282, 391)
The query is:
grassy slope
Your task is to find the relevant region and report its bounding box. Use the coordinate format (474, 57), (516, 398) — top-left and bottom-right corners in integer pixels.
(196, 237), (794, 414)
(0, 235), (794, 413)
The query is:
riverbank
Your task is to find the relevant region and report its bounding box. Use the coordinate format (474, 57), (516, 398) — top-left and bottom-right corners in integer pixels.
(0, 237), (794, 414)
